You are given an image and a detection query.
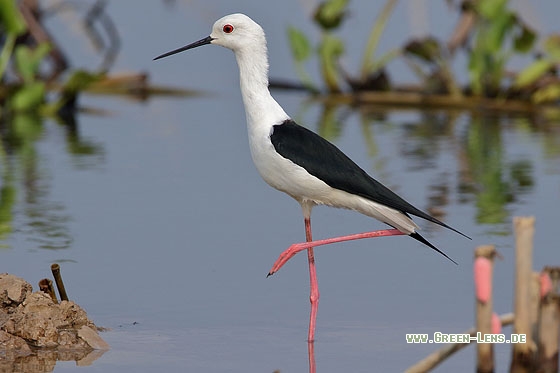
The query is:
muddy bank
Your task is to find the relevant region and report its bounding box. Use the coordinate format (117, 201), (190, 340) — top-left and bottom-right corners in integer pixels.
(0, 273), (108, 371)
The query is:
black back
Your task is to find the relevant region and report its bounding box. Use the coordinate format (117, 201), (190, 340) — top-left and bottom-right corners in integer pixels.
(270, 120), (469, 239)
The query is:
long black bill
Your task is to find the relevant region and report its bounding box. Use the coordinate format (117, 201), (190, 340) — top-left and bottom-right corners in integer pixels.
(153, 36), (214, 61)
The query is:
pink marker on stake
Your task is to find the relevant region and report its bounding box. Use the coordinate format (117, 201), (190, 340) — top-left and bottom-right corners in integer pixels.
(474, 256), (492, 303)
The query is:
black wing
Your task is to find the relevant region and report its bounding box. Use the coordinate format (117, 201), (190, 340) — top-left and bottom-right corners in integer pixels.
(270, 120), (469, 239)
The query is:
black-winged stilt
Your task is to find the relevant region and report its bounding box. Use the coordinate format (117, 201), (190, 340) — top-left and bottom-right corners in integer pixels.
(154, 13), (470, 342)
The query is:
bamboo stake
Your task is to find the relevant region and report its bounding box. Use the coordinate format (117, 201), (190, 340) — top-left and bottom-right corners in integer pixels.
(474, 245), (498, 373)
(38, 278), (58, 303)
(510, 216), (536, 373)
(405, 313), (514, 373)
(537, 267), (560, 373)
(51, 263), (69, 301)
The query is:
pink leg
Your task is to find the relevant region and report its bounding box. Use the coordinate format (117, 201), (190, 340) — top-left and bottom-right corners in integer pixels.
(308, 338), (316, 373)
(305, 218), (319, 343)
(268, 228), (405, 277)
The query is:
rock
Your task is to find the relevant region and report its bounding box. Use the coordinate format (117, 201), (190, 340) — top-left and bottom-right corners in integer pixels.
(0, 274), (109, 352)
(78, 326), (110, 350)
(3, 292), (100, 349)
(0, 330), (31, 352)
(0, 273), (32, 306)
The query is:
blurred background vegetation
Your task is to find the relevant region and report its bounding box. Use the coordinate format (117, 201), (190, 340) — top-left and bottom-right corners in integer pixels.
(0, 0), (558, 249)
(283, 0), (560, 109)
(2, 0), (559, 116)
(0, 0), (193, 247)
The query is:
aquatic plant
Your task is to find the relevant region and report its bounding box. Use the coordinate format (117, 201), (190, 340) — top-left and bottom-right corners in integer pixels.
(286, 0), (399, 93)
(467, 0), (536, 97)
(284, 0), (560, 107)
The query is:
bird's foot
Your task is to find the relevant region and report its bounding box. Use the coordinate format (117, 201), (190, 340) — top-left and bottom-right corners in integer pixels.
(267, 241), (313, 277)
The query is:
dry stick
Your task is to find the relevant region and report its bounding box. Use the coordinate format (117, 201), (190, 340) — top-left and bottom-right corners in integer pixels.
(537, 267), (560, 373)
(19, 0), (68, 80)
(474, 245), (498, 373)
(405, 313), (515, 373)
(51, 263), (69, 301)
(510, 216), (537, 373)
(38, 278), (58, 303)
(446, 6), (476, 55)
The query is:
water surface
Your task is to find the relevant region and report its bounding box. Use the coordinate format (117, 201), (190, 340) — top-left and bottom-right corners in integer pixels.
(1, 1), (559, 372)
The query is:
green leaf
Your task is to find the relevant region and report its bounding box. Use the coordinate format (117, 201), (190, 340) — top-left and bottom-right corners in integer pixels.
(360, 0), (398, 80)
(368, 48), (400, 73)
(404, 38), (441, 64)
(319, 34), (345, 59)
(318, 34), (344, 92)
(532, 83), (560, 103)
(0, 0), (27, 35)
(10, 82), (46, 111)
(543, 34), (560, 61)
(34, 43), (51, 61)
(313, 0), (349, 30)
(513, 24), (536, 53)
(468, 48), (485, 95)
(287, 27), (312, 63)
(14, 46), (33, 82)
(477, 0), (508, 19)
(485, 11), (515, 51)
(14, 43), (51, 83)
(514, 59), (552, 88)
(0, 33), (16, 79)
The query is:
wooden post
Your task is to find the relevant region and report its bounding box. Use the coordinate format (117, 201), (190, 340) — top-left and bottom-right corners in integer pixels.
(537, 267), (560, 373)
(474, 245), (498, 373)
(510, 216), (536, 373)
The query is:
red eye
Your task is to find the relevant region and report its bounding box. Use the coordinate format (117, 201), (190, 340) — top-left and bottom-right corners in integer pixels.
(223, 24), (234, 33)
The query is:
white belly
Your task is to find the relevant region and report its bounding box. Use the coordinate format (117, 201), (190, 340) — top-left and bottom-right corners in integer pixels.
(250, 135), (331, 201)
(249, 134), (418, 234)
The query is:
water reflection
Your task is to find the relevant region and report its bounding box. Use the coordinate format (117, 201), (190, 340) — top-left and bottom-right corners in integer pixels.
(1, 96), (558, 252)
(299, 100), (560, 231)
(0, 348), (106, 372)
(0, 112), (104, 250)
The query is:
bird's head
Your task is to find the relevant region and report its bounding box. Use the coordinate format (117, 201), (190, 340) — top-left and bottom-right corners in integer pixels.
(154, 13), (266, 60)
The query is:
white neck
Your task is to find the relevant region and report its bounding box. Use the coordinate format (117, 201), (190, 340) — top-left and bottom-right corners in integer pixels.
(234, 47), (289, 131)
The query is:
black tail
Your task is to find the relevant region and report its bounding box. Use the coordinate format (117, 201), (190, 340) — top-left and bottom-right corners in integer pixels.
(410, 232), (458, 265)
(408, 211), (471, 241)
(424, 218), (471, 241)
